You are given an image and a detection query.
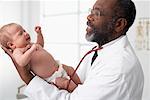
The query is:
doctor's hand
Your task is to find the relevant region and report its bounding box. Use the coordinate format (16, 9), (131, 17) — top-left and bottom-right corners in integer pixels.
(55, 77), (77, 92)
(1, 45), (34, 84)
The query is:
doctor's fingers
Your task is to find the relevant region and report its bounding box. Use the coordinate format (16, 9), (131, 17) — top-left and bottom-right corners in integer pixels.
(55, 77), (69, 89)
(1, 45), (24, 69)
(1, 45), (13, 57)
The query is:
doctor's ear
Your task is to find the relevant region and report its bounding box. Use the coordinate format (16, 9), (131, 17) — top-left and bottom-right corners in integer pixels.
(114, 18), (127, 33)
(7, 42), (16, 49)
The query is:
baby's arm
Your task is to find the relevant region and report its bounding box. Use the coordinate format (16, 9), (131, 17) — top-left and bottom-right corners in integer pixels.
(13, 44), (38, 67)
(19, 44), (31, 53)
(35, 26), (44, 47)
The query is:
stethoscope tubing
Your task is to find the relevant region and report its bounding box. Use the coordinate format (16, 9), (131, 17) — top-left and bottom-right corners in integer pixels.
(67, 46), (103, 90)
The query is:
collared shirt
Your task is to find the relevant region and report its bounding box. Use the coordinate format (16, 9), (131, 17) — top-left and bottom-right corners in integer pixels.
(24, 35), (144, 100)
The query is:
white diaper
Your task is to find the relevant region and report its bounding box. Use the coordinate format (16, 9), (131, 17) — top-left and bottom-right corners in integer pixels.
(45, 64), (69, 83)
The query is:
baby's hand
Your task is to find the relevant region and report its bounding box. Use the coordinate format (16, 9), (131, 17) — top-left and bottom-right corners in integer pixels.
(35, 26), (42, 34)
(23, 44), (32, 53)
(26, 44), (32, 50)
(31, 44), (39, 51)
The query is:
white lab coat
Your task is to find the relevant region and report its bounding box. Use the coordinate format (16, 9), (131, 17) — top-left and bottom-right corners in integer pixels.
(24, 35), (144, 100)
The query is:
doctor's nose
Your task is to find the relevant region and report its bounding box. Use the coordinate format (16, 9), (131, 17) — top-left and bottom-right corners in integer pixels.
(87, 14), (94, 22)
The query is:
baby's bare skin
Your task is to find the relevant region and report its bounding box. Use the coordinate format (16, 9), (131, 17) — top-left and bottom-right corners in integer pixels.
(1, 23), (81, 92)
(30, 44), (58, 78)
(13, 43), (58, 79)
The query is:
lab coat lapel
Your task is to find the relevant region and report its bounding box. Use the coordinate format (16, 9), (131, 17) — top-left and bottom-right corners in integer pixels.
(91, 35), (128, 68)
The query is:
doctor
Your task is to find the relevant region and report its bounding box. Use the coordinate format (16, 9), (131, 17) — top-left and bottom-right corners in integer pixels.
(2, 0), (144, 99)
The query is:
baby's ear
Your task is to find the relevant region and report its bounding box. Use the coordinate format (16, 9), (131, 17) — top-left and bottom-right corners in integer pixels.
(7, 42), (16, 49)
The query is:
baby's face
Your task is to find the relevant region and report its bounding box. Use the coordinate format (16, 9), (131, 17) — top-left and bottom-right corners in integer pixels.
(10, 24), (31, 48)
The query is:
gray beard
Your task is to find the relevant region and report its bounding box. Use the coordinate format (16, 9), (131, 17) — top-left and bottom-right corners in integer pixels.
(86, 33), (95, 42)
(86, 18), (116, 43)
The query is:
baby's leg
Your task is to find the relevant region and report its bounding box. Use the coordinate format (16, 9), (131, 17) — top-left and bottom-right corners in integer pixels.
(55, 77), (77, 92)
(62, 64), (81, 85)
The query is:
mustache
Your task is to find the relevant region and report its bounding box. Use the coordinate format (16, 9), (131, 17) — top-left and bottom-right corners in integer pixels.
(87, 21), (96, 32)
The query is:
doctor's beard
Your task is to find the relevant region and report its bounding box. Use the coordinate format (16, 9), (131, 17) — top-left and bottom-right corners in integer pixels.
(85, 19), (116, 44)
(86, 32), (95, 42)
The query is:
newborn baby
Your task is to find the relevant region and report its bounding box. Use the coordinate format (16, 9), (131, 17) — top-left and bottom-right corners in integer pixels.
(0, 23), (81, 92)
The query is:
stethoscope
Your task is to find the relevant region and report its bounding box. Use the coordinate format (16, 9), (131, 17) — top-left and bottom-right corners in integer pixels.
(67, 46), (103, 90)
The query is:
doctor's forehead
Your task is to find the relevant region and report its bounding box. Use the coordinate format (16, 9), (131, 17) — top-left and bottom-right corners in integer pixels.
(93, 0), (118, 10)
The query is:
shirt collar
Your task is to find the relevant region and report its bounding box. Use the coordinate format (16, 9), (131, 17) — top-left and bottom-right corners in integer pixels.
(96, 35), (128, 56)
(102, 35), (125, 48)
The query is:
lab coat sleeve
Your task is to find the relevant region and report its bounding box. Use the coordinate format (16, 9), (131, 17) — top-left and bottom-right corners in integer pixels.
(24, 72), (125, 100)
(24, 76), (70, 100)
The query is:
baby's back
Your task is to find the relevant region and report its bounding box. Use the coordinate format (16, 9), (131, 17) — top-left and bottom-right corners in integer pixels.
(30, 45), (58, 78)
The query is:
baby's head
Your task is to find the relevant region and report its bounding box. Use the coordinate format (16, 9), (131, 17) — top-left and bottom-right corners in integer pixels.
(0, 23), (31, 50)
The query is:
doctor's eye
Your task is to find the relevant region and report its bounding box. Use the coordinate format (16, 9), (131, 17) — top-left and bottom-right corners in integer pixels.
(88, 8), (102, 17)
